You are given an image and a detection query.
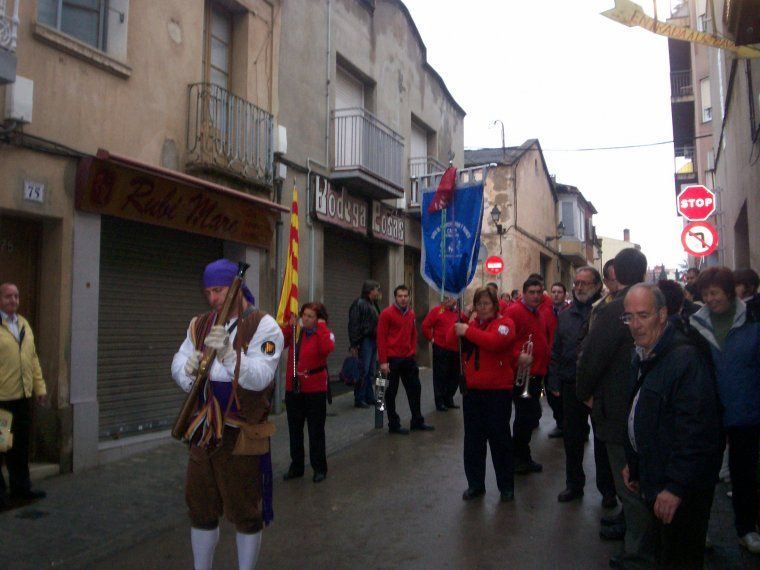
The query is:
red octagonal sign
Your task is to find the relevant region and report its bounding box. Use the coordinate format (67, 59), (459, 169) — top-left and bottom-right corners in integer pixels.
(485, 256), (504, 275)
(677, 185), (716, 221)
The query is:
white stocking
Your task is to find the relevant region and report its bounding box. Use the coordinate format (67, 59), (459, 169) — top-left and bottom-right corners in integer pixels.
(236, 531), (262, 570)
(191, 527), (219, 570)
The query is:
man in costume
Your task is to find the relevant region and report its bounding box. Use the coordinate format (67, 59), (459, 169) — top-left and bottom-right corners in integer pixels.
(171, 259), (284, 570)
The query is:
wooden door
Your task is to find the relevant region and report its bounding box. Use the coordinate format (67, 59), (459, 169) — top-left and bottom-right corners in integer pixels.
(0, 216), (41, 330)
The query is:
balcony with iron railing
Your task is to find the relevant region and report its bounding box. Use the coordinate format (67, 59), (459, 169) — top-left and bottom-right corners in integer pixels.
(331, 107), (404, 200)
(406, 156), (446, 215)
(674, 143), (697, 189)
(0, 0), (19, 84)
(670, 70), (693, 101)
(186, 82), (274, 188)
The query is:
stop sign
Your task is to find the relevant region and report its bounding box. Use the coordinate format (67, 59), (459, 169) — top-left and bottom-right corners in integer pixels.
(677, 185), (716, 221)
(485, 256), (504, 275)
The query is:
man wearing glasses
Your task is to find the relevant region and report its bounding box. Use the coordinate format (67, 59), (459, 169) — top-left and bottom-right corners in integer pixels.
(577, 248), (653, 569)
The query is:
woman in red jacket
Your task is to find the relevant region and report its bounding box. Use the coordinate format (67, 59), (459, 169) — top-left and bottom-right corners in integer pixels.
(281, 303), (335, 483)
(448, 287), (517, 502)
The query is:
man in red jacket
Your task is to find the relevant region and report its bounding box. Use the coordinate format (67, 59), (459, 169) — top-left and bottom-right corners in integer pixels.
(378, 285), (435, 435)
(504, 277), (552, 474)
(422, 296), (464, 411)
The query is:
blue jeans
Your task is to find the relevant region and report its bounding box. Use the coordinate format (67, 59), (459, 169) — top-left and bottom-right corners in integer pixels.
(354, 337), (377, 404)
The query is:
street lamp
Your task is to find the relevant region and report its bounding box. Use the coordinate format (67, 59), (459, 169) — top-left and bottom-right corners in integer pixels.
(545, 221), (565, 243)
(490, 204), (507, 254)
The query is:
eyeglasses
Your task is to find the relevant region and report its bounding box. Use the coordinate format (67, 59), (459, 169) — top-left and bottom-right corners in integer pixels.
(573, 280), (594, 287)
(620, 312), (655, 325)
(475, 301), (493, 308)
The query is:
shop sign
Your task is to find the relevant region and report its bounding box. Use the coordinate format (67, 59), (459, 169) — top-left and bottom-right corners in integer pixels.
(371, 201), (405, 245)
(76, 159), (276, 249)
(313, 176), (367, 235)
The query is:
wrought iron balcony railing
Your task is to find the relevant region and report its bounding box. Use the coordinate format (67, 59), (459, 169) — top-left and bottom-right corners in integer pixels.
(670, 70), (693, 99)
(332, 107), (404, 190)
(409, 156), (446, 206)
(0, 0), (19, 52)
(187, 82), (274, 186)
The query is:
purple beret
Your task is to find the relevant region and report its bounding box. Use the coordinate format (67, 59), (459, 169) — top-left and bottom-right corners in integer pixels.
(203, 259), (255, 305)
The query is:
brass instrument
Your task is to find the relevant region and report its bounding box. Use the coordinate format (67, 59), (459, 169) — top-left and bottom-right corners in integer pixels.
(514, 333), (533, 399)
(171, 262), (250, 441)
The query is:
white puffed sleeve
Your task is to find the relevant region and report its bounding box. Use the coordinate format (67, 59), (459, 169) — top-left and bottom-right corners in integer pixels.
(171, 329), (197, 393)
(236, 314), (284, 391)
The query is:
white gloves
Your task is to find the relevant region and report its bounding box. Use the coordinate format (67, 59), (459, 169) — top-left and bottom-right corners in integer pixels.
(184, 350), (203, 378)
(204, 325), (237, 370)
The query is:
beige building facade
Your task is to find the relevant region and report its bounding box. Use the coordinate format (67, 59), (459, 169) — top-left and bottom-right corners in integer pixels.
(1, 0), (285, 472)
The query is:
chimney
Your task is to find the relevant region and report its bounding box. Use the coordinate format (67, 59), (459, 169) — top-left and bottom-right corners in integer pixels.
(623, 228), (630, 242)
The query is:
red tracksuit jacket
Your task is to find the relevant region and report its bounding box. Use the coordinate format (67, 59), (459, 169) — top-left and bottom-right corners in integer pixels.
(281, 322), (335, 393)
(422, 305), (465, 352)
(504, 300), (551, 376)
(445, 314), (517, 390)
(377, 305), (417, 363)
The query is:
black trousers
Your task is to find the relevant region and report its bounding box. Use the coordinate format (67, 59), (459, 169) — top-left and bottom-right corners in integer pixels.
(0, 398), (32, 496)
(726, 423), (760, 536)
(432, 345), (460, 406)
(463, 389), (514, 492)
(285, 391), (327, 474)
(386, 357), (424, 429)
(512, 376), (543, 461)
(546, 390), (563, 429)
(654, 488), (715, 569)
(562, 381), (615, 497)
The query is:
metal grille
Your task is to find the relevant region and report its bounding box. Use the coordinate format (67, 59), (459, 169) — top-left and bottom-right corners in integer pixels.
(97, 217), (222, 440)
(670, 70), (693, 98)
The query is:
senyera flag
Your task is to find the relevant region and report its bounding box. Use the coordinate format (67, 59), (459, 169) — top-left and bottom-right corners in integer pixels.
(420, 170), (484, 296)
(427, 166), (457, 213)
(276, 184), (299, 325)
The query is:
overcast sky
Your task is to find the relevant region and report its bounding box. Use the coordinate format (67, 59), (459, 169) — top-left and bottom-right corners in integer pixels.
(403, 0), (687, 268)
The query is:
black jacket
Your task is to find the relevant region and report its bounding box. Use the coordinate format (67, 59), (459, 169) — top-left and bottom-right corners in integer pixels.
(576, 287), (634, 444)
(546, 295), (597, 394)
(625, 325), (723, 504)
(347, 297), (380, 348)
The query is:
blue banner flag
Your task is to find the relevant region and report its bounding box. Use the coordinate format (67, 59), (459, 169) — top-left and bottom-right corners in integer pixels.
(420, 183), (484, 296)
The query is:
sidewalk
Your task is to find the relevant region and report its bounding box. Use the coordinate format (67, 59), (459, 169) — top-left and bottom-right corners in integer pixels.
(0, 370), (437, 569)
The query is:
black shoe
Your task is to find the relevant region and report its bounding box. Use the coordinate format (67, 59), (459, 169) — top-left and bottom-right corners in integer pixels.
(557, 488), (584, 502)
(602, 494), (618, 509)
(514, 459), (543, 474)
(283, 469), (304, 481)
(462, 487), (485, 501)
(601, 510), (625, 527)
(436, 404), (448, 412)
(312, 472), (326, 483)
(410, 423), (435, 432)
(354, 401), (370, 409)
(500, 490), (515, 502)
(389, 426), (410, 435)
(10, 489), (46, 501)
(444, 401), (460, 409)
(599, 523), (626, 541)
(548, 427), (564, 439)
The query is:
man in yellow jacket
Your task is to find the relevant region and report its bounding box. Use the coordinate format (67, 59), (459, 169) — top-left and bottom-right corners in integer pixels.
(0, 283), (47, 508)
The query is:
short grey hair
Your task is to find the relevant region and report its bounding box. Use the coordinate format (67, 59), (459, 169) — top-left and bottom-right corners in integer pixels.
(576, 266), (602, 285)
(626, 283), (666, 312)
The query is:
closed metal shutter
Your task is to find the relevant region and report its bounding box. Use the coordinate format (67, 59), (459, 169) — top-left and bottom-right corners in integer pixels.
(97, 217), (223, 440)
(323, 230), (372, 375)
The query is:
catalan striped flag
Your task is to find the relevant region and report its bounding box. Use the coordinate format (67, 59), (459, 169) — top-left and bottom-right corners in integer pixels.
(276, 183), (299, 325)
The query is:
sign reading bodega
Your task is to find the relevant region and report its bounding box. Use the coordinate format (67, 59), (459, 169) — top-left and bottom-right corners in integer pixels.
(313, 175), (367, 234)
(76, 158), (276, 249)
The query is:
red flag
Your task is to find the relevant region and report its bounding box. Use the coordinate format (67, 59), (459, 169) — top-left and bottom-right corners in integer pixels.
(427, 166), (457, 213)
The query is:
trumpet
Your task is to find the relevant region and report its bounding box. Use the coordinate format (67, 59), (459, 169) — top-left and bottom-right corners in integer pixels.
(514, 334), (533, 399)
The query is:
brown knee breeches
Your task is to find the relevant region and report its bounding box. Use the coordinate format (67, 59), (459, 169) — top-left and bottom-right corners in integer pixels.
(185, 426), (263, 533)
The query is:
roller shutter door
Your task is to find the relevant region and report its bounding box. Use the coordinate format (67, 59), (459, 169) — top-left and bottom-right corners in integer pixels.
(323, 230), (372, 375)
(97, 216), (223, 440)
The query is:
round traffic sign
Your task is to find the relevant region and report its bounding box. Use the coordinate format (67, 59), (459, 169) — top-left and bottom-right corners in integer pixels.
(484, 256), (504, 275)
(677, 185), (716, 221)
(681, 221), (718, 257)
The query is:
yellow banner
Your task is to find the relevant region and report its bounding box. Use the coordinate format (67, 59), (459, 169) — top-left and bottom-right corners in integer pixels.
(602, 0), (760, 59)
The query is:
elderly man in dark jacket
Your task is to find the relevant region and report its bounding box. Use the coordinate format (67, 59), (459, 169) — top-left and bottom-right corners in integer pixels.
(577, 248), (653, 568)
(348, 280), (382, 408)
(548, 266), (616, 507)
(623, 284), (722, 568)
